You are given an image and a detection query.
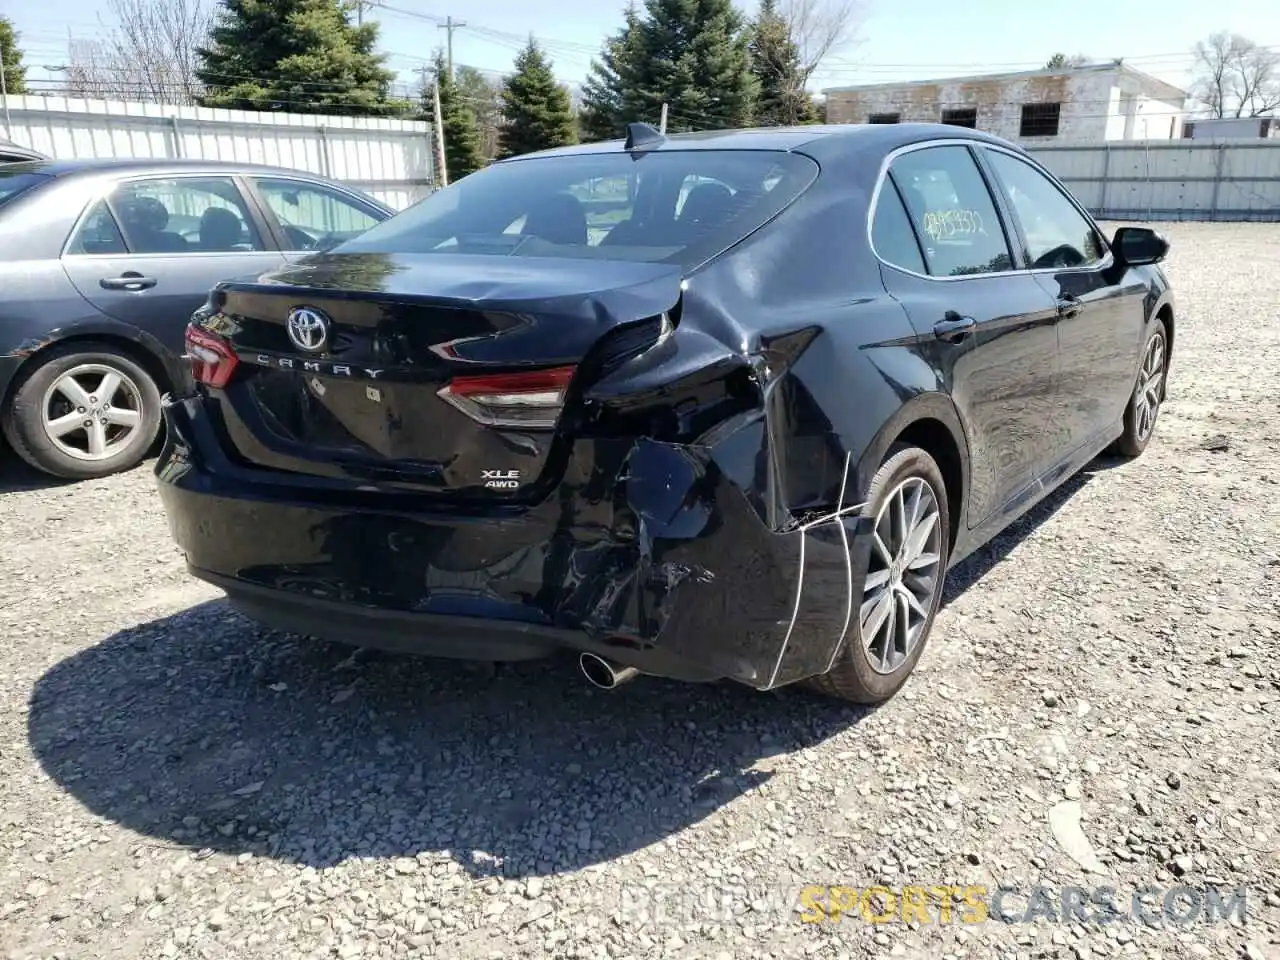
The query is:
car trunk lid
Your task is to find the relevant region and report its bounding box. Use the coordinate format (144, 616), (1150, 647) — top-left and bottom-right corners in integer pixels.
(201, 252), (682, 496)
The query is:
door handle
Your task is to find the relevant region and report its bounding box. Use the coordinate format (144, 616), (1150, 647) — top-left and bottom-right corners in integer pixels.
(933, 313), (976, 343)
(100, 274), (157, 291)
(1056, 295), (1082, 320)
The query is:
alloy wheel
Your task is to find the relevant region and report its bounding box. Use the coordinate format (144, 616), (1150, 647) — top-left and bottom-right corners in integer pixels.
(40, 363), (144, 461)
(1133, 331), (1166, 443)
(860, 476), (944, 675)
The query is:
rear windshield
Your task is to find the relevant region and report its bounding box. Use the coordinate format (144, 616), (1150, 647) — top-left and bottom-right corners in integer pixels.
(0, 171), (51, 207)
(335, 149), (820, 269)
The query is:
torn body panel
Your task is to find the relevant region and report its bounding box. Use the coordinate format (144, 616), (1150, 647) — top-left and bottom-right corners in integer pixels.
(157, 300), (875, 690)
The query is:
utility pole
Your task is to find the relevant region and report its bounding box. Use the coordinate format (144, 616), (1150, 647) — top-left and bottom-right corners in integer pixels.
(432, 78), (448, 188)
(415, 64), (446, 189)
(0, 58), (10, 140)
(659, 103), (668, 135)
(438, 16), (465, 80)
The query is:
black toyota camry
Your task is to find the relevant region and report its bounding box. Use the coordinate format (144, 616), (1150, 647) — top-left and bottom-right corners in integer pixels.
(156, 121), (1174, 704)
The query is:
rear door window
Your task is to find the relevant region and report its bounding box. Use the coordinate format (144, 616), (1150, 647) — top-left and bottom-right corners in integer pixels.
(66, 200), (128, 255)
(108, 177), (265, 254)
(871, 180), (927, 274)
(887, 146), (1013, 277)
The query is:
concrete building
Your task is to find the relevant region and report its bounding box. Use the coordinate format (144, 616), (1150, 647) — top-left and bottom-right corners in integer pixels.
(822, 61), (1189, 143)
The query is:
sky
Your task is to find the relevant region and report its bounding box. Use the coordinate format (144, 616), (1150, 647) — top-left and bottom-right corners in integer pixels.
(3, 0), (1278, 100)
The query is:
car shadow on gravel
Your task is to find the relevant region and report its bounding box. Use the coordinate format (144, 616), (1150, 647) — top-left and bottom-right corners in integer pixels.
(26, 458), (1115, 878)
(28, 600), (873, 878)
(0, 452), (75, 492)
(939, 461), (1110, 604)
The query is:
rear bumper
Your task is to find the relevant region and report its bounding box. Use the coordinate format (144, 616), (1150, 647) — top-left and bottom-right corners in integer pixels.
(155, 394), (864, 689)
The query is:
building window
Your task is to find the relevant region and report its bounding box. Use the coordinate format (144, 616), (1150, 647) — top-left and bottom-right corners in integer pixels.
(867, 113), (900, 124)
(940, 108), (977, 128)
(1019, 103), (1061, 137)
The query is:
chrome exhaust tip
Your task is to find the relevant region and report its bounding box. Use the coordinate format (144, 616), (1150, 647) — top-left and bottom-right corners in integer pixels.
(579, 652), (640, 690)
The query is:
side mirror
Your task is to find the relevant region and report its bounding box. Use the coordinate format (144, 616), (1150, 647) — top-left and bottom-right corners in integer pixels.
(1112, 226), (1169, 267)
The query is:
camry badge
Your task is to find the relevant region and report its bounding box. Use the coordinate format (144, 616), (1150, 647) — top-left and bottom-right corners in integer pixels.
(286, 306), (330, 352)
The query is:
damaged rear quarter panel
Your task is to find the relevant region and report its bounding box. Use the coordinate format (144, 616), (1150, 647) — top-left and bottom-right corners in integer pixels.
(579, 152), (945, 688)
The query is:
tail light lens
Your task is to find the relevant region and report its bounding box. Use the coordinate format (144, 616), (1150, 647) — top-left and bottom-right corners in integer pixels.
(184, 322), (239, 389)
(437, 365), (576, 429)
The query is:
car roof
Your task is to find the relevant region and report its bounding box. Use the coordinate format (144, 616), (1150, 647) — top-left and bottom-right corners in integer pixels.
(2, 156), (345, 180)
(502, 122), (1025, 161)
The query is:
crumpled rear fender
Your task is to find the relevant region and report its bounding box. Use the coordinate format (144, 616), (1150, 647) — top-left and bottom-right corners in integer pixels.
(570, 311), (869, 689)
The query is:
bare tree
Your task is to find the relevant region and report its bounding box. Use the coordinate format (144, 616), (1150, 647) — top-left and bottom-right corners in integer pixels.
(66, 0), (211, 105)
(1191, 31), (1280, 118)
(780, 0), (865, 82)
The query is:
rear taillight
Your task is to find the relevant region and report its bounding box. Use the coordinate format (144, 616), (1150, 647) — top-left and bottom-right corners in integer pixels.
(184, 322), (239, 389)
(437, 365), (576, 429)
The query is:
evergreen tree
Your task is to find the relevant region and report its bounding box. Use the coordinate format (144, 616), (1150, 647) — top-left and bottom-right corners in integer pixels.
(498, 40), (577, 158)
(422, 51), (484, 181)
(632, 0), (756, 133)
(749, 0), (813, 126)
(195, 0), (399, 116)
(579, 4), (646, 142)
(455, 65), (503, 161)
(581, 0), (756, 138)
(0, 16), (28, 95)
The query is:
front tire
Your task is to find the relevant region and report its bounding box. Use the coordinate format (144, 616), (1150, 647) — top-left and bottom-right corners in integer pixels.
(2, 342), (162, 480)
(806, 443), (951, 705)
(1111, 320), (1169, 458)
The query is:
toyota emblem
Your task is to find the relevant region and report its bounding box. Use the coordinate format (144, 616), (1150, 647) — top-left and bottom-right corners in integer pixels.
(286, 307), (329, 352)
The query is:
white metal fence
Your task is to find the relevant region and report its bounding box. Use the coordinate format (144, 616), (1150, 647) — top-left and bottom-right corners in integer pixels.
(5, 97), (1279, 223)
(0, 94), (435, 211)
(1026, 140), (1280, 222)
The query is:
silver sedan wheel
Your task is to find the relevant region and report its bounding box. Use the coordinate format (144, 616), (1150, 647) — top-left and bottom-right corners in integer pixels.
(1133, 330), (1166, 443)
(860, 476), (944, 675)
(40, 363), (144, 462)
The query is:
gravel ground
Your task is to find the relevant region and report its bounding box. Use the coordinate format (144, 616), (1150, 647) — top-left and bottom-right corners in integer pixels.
(1, 221), (1278, 960)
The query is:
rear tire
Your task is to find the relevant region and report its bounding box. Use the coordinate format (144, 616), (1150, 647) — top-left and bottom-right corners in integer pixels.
(806, 443), (951, 705)
(2, 342), (162, 480)
(1110, 319), (1169, 459)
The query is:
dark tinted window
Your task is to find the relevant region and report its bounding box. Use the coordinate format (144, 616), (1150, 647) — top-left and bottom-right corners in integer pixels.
(0, 171), (50, 207)
(871, 181), (926, 274)
(336, 150), (820, 270)
(889, 146), (1013, 277)
(984, 150), (1104, 269)
(940, 108), (977, 128)
(1020, 103), (1061, 137)
(66, 200), (128, 255)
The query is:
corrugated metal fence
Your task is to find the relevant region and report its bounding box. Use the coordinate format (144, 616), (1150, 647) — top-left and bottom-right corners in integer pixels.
(1026, 140), (1280, 222)
(5, 97), (1279, 222)
(1, 95), (435, 211)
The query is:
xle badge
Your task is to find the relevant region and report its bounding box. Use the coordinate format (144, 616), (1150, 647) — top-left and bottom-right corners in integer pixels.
(482, 469), (520, 489)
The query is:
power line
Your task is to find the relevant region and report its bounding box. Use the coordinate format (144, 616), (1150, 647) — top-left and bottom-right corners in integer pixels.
(23, 18), (1252, 94)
